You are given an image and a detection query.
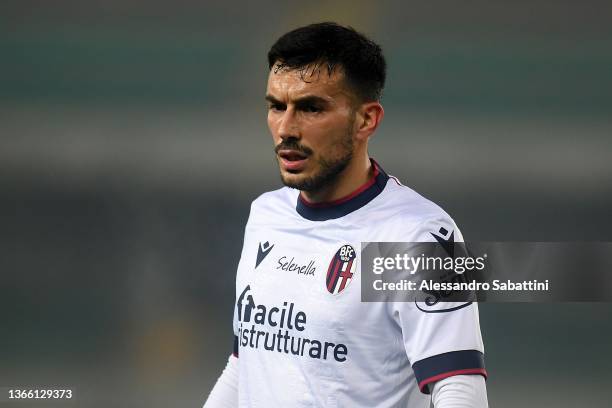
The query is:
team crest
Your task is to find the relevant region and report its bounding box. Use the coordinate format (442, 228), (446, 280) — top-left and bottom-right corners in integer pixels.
(326, 244), (357, 294)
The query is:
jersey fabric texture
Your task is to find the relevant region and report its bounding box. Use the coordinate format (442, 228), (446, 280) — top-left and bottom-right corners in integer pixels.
(232, 160), (486, 407)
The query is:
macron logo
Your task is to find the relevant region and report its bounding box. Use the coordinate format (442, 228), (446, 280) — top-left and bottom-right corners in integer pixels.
(430, 227), (455, 257)
(255, 241), (274, 268)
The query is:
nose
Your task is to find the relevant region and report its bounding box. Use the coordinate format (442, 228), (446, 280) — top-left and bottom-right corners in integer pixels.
(277, 108), (300, 140)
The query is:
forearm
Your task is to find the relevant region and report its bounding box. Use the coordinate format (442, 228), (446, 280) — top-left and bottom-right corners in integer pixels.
(203, 354), (239, 408)
(431, 374), (488, 408)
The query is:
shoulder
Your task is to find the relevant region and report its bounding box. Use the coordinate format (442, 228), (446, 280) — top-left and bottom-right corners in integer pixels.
(251, 186), (296, 210)
(382, 177), (451, 221)
(247, 187), (299, 222)
(374, 176), (464, 242)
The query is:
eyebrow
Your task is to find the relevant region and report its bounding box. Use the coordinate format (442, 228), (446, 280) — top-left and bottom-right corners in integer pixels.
(265, 94), (331, 107)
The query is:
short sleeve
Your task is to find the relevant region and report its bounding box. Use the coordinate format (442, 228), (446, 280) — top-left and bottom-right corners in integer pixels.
(391, 216), (487, 394)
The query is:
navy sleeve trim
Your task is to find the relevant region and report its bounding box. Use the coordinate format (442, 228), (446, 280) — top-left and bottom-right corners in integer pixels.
(232, 335), (239, 358)
(412, 350), (487, 394)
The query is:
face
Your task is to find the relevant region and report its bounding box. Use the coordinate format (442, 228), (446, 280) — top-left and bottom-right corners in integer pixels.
(266, 64), (358, 192)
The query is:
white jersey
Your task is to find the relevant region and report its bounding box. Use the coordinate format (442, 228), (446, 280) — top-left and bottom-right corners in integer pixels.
(232, 161), (486, 407)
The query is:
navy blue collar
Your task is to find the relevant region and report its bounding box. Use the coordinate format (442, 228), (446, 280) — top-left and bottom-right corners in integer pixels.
(295, 160), (389, 221)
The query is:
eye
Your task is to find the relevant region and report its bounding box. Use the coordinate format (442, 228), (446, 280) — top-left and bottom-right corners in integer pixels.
(304, 105), (322, 113)
(268, 103), (285, 112)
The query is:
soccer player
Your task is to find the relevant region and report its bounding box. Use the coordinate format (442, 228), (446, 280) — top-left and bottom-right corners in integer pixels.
(203, 22), (488, 407)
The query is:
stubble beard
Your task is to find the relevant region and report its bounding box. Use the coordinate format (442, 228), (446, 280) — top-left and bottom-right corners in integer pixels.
(279, 132), (354, 194)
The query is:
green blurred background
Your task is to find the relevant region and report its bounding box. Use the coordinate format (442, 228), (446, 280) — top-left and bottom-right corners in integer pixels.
(1, 1), (611, 406)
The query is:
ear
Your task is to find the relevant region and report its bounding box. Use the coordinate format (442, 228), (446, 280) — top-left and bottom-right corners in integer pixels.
(354, 102), (384, 142)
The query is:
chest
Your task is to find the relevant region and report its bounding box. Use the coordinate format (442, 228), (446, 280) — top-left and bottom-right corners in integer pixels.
(235, 226), (366, 338)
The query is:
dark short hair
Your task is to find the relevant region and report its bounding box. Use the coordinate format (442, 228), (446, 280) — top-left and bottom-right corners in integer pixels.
(267, 22), (386, 102)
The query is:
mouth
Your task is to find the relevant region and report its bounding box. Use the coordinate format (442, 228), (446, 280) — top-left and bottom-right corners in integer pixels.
(278, 149), (309, 172)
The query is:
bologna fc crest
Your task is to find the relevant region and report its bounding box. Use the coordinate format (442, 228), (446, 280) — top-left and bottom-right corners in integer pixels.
(326, 244), (357, 294)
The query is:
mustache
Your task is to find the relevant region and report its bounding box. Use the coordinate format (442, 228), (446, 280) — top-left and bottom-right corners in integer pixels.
(274, 140), (313, 156)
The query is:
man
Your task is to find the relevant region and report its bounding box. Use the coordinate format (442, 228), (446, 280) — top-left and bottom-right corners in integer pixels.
(204, 22), (488, 407)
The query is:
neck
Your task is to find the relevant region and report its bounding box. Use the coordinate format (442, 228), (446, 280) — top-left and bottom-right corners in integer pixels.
(300, 155), (373, 204)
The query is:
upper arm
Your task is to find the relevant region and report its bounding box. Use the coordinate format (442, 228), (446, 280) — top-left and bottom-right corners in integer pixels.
(389, 214), (487, 394)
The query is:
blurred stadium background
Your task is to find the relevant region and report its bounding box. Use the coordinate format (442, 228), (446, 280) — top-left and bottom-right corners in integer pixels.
(1, 1), (611, 406)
